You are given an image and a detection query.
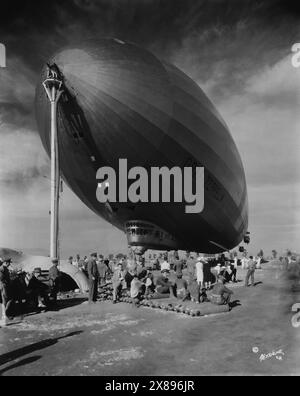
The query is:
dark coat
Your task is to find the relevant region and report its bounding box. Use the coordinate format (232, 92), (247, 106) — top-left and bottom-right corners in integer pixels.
(0, 265), (10, 286)
(87, 258), (99, 279)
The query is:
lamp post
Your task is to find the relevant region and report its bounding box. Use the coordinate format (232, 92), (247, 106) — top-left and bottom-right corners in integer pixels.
(42, 66), (64, 260)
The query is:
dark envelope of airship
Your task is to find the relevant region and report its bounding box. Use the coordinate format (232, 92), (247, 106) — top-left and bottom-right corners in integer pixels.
(35, 38), (248, 254)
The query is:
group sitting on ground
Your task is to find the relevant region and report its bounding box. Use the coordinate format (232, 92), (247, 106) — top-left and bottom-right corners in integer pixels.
(104, 253), (234, 307)
(84, 249), (273, 307)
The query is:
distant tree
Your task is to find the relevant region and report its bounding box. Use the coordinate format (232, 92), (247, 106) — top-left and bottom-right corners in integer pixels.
(286, 249), (292, 257)
(115, 253), (125, 260)
(271, 250), (277, 259)
(257, 249), (264, 258)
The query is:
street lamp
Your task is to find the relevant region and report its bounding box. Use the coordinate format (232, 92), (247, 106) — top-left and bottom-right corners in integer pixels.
(42, 64), (64, 260)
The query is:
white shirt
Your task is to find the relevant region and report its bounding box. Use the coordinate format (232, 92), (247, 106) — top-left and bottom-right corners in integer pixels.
(233, 257), (238, 269)
(241, 257), (249, 268)
(161, 260), (170, 271)
(196, 261), (204, 283)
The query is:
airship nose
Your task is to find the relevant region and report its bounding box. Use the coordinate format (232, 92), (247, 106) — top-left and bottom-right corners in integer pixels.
(47, 40), (174, 154)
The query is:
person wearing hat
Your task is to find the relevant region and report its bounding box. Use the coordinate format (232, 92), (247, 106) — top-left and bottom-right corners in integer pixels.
(160, 257), (170, 272)
(208, 275), (233, 305)
(130, 273), (145, 306)
(173, 252), (184, 277)
(97, 257), (108, 287)
(112, 262), (126, 303)
(244, 256), (256, 287)
(0, 258), (13, 325)
(186, 252), (196, 282)
(27, 268), (49, 309)
(87, 253), (99, 303)
(195, 256), (205, 288)
(155, 269), (175, 297)
(174, 273), (188, 301)
(49, 258), (61, 306)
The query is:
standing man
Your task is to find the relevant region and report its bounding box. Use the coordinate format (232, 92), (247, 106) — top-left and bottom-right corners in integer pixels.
(229, 255), (238, 283)
(160, 255), (170, 272)
(48, 258), (61, 306)
(186, 252), (196, 282)
(87, 253), (99, 303)
(173, 252), (184, 277)
(73, 254), (80, 267)
(195, 256), (204, 288)
(0, 258), (13, 325)
(245, 256), (256, 287)
(241, 255), (249, 270)
(112, 262), (125, 304)
(97, 257), (108, 286)
(77, 255), (85, 271)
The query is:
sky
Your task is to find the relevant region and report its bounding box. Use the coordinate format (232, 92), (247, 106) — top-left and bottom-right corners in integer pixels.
(0, 0), (299, 258)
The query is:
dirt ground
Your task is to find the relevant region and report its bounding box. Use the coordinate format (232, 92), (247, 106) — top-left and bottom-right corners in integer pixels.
(0, 265), (299, 376)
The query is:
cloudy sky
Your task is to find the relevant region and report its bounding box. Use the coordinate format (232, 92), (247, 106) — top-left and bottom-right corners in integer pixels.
(0, 0), (299, 258)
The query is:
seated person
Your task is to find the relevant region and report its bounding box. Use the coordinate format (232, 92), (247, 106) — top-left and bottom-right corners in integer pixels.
(224, 262), (233, 282)
(174, 274), (188, 300)
(26, 268), (50, 309)
(199, 287), (209, 303)
(155, 270), (174, 296)
(144, 270), (155, 295)
(10, 270), (27, 304)
(208, 275), (233, 305)
(137, 268), (148, 281)
(124, 268), (135, 289)
(210, 263), (221, 284)
(130, 274), (145, 302)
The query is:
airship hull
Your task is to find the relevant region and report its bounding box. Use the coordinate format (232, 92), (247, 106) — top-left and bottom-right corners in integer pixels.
(35, 39), (248, 253)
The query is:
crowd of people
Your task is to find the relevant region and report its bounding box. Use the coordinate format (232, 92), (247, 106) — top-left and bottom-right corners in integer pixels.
(81, 250), (266, 307)
(2, 249), (295, 326)
(0, 257), (61, 327)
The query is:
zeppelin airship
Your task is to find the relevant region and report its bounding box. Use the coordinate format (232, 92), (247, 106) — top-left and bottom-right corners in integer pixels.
(35, 38), (248, 255)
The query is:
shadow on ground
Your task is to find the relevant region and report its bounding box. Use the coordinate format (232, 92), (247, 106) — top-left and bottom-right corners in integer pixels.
(11, 297), (87, 319)
(229, 300), (241, 309)
(0, 331), (83, 376)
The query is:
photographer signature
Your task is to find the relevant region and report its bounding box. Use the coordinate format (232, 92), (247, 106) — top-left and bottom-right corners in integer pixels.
(252, 347), (285, 362)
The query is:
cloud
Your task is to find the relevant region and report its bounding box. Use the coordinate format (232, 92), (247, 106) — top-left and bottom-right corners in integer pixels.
(248, 182), (300, 254)
(0, 127), (49, 187)
(0, 0), (299, 256)
(215, 55), (300, 188)
(211, 54), (300, 254)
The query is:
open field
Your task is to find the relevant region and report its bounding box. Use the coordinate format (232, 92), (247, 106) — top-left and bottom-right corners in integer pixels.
(0, 265), (299, 376)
